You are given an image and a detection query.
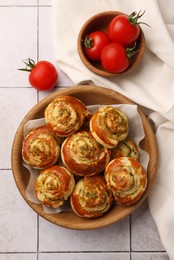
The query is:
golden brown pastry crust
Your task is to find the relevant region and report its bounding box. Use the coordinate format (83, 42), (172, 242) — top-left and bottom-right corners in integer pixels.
(61, 131), (111, 176)
(90, 106), (129, 148)
(70, 175), (113, 218)
(105, 157), (147, 206)
(111, 139), (139, 160)
(35, 165), (75, 208)
(44, 95), (89, 137)
(22, 125), (60, 169)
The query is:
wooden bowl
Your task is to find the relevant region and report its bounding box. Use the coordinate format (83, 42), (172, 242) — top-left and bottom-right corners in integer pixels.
(11, 85), (157, 230)
(77, 11), (145, 77)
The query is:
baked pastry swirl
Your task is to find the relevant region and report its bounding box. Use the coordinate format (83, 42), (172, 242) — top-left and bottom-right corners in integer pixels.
(105, 157), (147, 206)
(22, 125), (60, 169)
(90, 106), (129, 148)
(70, 175), (113, 218)
(61, 131), (111, 176)
(44, 95), (89, 137)
(111, 139), (139, 160)
(36, 165), (75, 208)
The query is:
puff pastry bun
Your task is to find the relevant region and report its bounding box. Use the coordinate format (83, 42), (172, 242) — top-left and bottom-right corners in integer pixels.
(105, 157), (147, 206)
(61, 131), (111, 176)
(70, 175), (113, 218)
(90, 106), (129, 148)
(111, 139), (139, 160)
(22, 125), (60, 169)
(36, 165), (75, 208)
(44, 95), (89, 137)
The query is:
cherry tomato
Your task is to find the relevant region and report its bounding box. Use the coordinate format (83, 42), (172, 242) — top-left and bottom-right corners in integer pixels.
(108, 11), (146, 46)
(83, 31), (111, 61)
(100, 43), (129, 73)
(19, 58), (58, 91)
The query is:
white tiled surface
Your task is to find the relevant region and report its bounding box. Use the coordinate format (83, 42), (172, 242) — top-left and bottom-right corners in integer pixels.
(0, 1), (169, 260)
(39, 217), (130, 252)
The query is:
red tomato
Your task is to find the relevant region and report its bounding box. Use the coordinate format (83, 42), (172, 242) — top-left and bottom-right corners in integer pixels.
(83, 31), (111, 61)
(101, 43), (129, 73)
(108, 12), (141, 46)
(29, 61), (58, 91)
(19, 59), (58, 91)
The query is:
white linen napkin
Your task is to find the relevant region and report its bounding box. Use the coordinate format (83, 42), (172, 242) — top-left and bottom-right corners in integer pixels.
(52, 0), (174, 258)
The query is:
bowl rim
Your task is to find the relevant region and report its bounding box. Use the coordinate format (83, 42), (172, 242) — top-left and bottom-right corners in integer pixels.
(77, 11), (145, 77)
(11, 85), (158, 230)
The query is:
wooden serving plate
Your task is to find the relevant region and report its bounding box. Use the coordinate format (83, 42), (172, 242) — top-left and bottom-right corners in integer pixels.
(11, 85), (157, 230)
(77, 11), (145, 77)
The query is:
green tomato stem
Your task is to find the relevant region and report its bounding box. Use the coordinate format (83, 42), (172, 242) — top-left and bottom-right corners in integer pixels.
(128, 10), (150, 27)
(83, 35), (93, 49)
(18, 58), (36, 72)
(126, 42), (139, 59)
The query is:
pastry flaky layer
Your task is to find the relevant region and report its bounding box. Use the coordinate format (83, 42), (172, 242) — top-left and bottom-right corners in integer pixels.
(90, 106), (129, 148)
(36, 165), (75, 208)
(61, 131), (111, 176)
(44, 95), (89, 137)
(111, 139), (139, 160)
(105, 157), (147, 206)
(70, 175), (113, 218)
(22, 125), (60, 169)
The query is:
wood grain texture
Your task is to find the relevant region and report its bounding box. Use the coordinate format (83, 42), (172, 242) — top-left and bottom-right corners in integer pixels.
(11, 85), (158, 230)
(77, 11), (145, 77)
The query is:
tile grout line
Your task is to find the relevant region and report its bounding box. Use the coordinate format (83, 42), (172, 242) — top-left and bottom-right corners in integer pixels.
(36, 3), (40, 260)
(37, 0), (39, 63)
(37, 215), (40, 259)
(0, 86), (68, 89)
(35, 251), (168, 254)
(37, 0), (40, 103)
(130, 214), (132, 260)
(0, 251), (167, 254)
(0, 5), (51, 7)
